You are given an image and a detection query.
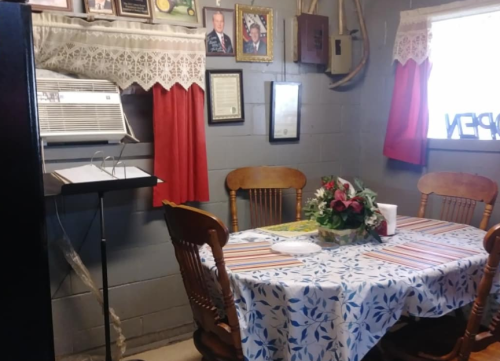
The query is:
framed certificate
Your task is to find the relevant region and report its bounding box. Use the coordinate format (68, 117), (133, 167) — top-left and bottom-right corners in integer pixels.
(117, 0), (151, 18)
(206, 69), (245, 124)
(270, 82), (301, 142)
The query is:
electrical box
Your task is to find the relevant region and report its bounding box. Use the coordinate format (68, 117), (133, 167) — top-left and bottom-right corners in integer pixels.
(294, 13), (329, 65)
(329, 34), (352, 74)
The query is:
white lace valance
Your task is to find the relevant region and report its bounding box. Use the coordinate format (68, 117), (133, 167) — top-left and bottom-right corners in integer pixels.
(393, 0), (500, 65)
(32, 13), (207, 91)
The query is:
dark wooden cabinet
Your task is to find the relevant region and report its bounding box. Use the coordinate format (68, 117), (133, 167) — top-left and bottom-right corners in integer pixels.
(0, 2), (55, 360)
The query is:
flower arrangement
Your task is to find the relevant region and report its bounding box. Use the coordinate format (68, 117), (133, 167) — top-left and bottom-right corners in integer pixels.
(305, 176), (386, 242)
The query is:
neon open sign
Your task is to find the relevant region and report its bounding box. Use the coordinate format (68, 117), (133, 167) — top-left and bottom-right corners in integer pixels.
(446, 113), (500, 140)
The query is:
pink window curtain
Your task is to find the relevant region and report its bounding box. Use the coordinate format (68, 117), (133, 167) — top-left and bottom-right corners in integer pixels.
(152, 83), (210, 207)
(383, 59), (431, 166)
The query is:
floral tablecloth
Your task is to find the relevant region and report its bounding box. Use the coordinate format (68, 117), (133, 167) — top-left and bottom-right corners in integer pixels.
(200, 226), (500, 361)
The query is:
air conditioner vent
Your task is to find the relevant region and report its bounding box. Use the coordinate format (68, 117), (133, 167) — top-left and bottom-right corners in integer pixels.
(36, 78), (128, 143)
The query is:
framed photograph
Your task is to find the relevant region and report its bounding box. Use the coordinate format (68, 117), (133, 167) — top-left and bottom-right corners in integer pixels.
(203, 7), (235, 57)
(270, 82), (302, 142)
(117, 0), (152, 18)
(236, 4), (273, 63)
(84, 0), (115, 15)
(28, 0), (72, 12)
(152, 0), (201, 26)
(206, 70), (244, 124)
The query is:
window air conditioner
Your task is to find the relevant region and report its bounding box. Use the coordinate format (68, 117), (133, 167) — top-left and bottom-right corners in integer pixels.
(37, 78), (130, 144)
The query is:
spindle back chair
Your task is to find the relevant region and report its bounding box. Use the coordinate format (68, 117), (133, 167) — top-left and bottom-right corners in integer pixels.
(226, 166), (307, 232)
(417, 172), (498, 230)
(163, 201), (243, 361)
(381, 224), (500, 361)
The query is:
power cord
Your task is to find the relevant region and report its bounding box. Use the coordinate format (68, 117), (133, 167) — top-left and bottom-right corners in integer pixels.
(51, 197), (99, 298)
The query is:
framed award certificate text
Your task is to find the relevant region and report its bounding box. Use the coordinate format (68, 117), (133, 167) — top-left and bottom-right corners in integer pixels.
(270, 82), (301, 142)
(206, 69), (245, 124)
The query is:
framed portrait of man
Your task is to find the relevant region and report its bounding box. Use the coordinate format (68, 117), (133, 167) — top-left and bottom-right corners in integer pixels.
(203, 7), (235, 57)
(85, 0), (115, 15)
(235, 4), (273, 63)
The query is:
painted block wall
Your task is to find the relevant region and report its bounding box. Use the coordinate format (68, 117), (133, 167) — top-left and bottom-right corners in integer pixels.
(46, 0), (364, 356)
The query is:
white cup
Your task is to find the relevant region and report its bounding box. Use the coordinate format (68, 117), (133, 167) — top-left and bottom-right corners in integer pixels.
(378, 203), (398, 236)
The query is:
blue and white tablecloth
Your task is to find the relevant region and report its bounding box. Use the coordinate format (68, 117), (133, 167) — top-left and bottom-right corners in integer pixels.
(200, 225), (500, 361)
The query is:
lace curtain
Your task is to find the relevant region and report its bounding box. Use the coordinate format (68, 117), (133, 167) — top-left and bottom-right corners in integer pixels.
(393, 0), (500, 65)
(32, 13), (206, 91)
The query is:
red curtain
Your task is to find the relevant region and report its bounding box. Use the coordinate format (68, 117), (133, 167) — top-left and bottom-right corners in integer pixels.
(383, 59), (431, 166)
(152, 83), (209, 207)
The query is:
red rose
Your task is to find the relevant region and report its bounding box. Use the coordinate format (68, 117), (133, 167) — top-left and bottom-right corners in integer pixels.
(344, 183), (350, 191)
(325, 181), (335, 190)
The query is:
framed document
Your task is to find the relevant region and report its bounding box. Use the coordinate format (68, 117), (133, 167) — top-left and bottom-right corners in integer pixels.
(28, 0), (72, 12)
(206, 69), (244, 124)
(117, 0), (151, 18)
(270, 82), (301, 142)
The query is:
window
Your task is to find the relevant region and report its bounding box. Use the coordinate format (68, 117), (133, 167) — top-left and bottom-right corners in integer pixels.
(427, 10), (500, 140)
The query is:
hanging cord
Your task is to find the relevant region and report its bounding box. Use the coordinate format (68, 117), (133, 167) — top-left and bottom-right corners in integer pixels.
(54, 198), (127, 360)
(329, 0), (370, 89)
(283, 19), (287, 82)
(41, 138), (47, 173)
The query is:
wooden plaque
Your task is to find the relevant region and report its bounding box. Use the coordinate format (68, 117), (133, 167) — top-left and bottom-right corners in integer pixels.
(296, 13), (329, 65)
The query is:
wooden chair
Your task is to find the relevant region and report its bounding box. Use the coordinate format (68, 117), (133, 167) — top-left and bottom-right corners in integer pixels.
(381, 223), (500, 361)
(163, 201), (243, 361)
(417, 172), (498, 230)
(226, 166), (307, 232)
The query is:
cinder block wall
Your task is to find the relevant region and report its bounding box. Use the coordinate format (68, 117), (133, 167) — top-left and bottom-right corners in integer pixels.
(46, 0), (365, 356)
(359, 0), (500, 224)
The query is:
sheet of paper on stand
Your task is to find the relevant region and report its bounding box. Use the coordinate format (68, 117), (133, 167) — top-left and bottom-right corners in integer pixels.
(104, 166), (164, 183)
(53, 164), (116, 184)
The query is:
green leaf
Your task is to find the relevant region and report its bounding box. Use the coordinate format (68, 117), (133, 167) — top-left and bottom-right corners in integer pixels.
(369, 229), (383, 243)
(354, 178), (365, 190)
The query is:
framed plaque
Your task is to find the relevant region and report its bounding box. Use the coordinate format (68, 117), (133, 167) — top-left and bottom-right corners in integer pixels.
(206, 69), (244, 124)
(270, 82), (301, 142)
(117, 0), (151, 18)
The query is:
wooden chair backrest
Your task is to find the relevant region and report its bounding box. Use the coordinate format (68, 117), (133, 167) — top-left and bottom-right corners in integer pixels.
(226, 166), (307, 232)
(417, 172), (498, 230)
(163, 201), (243, 359)
(458, 224), (500, 361)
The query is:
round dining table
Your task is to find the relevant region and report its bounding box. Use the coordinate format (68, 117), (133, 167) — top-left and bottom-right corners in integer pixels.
(200, 221), (500, 361)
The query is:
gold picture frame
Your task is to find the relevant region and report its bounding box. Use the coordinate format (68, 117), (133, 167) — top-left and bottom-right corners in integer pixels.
(235, 4), (273, 63)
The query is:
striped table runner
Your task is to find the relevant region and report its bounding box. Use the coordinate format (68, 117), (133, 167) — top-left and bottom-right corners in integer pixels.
(364, 240), (481, 270)
(223, 241), (304, 273)
(397, 216), (469, 235)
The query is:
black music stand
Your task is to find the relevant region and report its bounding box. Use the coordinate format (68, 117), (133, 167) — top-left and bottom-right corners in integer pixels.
(45, 173), (158, 361)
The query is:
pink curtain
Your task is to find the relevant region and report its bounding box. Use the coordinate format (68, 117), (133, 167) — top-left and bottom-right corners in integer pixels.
(383, 59), (431, 166)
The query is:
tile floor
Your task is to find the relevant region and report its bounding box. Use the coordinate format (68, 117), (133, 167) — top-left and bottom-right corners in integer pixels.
(124, 339), (201, 361)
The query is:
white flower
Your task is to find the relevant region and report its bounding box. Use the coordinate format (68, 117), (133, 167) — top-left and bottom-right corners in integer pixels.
(315, 188), (326, 199)
(318, 201), (327, 215)
(366, 214), (379, 227)
(338, 177), (356, 198)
